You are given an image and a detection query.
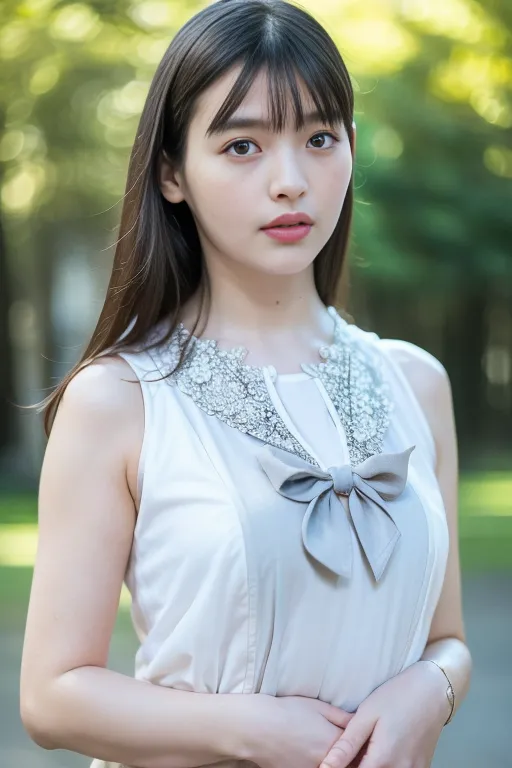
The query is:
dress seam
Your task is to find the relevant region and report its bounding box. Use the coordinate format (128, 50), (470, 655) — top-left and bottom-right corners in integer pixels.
(395, 480), (433, 672)
(159, 394), (257, 694)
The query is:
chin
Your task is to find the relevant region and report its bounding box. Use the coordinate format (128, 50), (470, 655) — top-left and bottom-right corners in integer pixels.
(250, 255), (316, 277)
(242, 247), (316, 274)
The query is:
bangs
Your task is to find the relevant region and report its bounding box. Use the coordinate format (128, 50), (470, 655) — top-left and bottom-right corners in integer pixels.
(206, 38), (353, 137)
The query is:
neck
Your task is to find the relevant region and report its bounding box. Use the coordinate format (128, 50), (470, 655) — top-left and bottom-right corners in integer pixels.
(180, 261), (334, 352)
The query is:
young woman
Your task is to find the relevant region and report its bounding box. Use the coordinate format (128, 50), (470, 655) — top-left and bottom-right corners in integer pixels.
(20, 1), (472, 767)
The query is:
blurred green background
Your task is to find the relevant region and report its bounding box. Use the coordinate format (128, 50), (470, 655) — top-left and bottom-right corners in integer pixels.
(0, 0), (510, 766)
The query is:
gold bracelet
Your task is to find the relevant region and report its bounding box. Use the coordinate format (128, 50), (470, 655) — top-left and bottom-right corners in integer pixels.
(421, 659), (455, 725)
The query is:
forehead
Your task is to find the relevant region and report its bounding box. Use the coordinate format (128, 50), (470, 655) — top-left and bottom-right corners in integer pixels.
(191, 64), (318, 136)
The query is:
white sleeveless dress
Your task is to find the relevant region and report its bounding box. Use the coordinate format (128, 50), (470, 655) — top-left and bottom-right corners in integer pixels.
(90, 306), (449, 768)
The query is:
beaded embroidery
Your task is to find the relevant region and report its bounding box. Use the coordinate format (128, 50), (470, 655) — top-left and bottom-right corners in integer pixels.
(302, 315), (393, 465)
(144, 306), (393, 467)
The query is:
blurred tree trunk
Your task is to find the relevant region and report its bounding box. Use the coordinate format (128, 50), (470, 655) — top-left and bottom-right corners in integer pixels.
(0, 103), (15, 457)
(0, 214), (15, 452)
(443, 287), (488, 465)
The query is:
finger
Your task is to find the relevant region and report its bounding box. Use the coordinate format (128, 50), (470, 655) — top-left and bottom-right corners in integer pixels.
(316, 701), (356, 729)
(320, 718), (374, 768)
(325, 708), (356, 730)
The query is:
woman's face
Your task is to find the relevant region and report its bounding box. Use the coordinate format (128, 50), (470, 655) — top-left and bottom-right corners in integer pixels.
(160, 64), (353, 278)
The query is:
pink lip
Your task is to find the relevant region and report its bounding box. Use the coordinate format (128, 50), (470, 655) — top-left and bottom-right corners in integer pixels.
(262, 224), (312, 243)
(261, 211), (314, 243)
(262, 212), (314, 228)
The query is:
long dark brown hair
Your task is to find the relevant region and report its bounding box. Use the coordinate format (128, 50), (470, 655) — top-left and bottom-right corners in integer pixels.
(39, 0), (355, 435)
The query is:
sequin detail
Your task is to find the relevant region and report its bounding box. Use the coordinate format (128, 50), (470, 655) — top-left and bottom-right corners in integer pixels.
(148, 324), (316, 463)
(145, 307), (393, 466)
(302, 316), (394, 466)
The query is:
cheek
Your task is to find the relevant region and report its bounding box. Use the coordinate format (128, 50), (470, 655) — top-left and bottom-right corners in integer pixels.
(188, 161), (253, 228)
(318, 152), (352, 210)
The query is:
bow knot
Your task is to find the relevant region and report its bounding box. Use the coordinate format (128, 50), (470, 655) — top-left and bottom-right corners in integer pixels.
(256, 444), (415, 581)
(329, 464), (353, 496)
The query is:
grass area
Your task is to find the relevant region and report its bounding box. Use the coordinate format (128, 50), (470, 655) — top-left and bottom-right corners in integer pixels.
(0, 565), (36, 629)
(0, 566), (135, 636)
(0, 493), (38, 525)
(459, 472), (512, 517)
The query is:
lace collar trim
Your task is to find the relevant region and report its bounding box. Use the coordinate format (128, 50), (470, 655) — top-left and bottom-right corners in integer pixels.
(144, 306), (393, 466)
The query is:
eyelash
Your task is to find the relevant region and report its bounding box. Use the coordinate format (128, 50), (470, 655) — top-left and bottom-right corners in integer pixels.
(223, 131), (340, 156)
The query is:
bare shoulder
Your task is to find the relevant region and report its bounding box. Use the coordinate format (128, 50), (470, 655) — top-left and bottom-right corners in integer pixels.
(54, 353), (144, 506)
(379, 338), (455, 464)
(60, 354), (142, 417)
(380, 337), (451, 404)
(380, 337), (447, 390)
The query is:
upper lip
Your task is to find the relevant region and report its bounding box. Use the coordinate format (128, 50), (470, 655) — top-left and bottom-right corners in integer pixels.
(262, 212), (314, 228)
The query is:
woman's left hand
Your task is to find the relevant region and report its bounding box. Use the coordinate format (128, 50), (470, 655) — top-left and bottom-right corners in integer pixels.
(319, 660), (452, 768)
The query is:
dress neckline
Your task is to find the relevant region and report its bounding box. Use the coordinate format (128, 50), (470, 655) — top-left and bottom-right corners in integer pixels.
(144, 304), (393, 468)
(174, 305), (347, 380)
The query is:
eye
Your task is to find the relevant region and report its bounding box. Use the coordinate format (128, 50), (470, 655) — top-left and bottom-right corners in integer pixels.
(223, 131), (340, 156)
(308, 132), (339, 149)
(224, 139), (259, 157)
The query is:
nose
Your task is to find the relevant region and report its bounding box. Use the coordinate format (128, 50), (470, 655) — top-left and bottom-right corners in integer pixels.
(268, 146), (308, 200)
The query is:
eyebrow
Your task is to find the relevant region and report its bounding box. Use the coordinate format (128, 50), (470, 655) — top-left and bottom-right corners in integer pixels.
(208, 110), (336, 136)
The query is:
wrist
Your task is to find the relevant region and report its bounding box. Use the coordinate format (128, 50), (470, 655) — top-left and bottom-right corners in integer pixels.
(416, 659), (455, 726)
(216, 693), (276, 763)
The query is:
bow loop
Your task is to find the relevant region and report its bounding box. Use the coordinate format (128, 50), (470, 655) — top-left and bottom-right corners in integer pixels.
(257, 444), (416, 581)
(354, 447), (413, 500)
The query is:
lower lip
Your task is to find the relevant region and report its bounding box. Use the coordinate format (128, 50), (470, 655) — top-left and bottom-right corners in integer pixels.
(261, 224), (312, 242)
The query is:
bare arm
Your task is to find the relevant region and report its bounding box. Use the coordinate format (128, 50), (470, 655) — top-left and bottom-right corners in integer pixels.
(388, 341), (472, 717)
(19, 356), (259, 768)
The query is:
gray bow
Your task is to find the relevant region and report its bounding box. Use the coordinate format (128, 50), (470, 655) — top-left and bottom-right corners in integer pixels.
(257, 444), (415, 581)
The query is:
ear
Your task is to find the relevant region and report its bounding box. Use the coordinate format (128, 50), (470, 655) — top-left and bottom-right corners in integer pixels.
(158, 150), (186, 204)
(350, 120), (356, 158)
